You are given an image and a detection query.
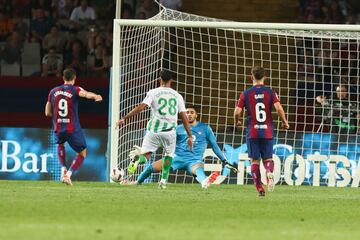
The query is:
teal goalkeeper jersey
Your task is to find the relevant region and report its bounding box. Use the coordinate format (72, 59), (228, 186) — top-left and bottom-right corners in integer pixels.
(175, 122), (226, 162)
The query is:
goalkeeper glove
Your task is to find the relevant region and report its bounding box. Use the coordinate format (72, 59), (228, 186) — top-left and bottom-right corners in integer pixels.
(222, 159), (238, 173)
(128, 160), (139, 175)
(128, 145), (141, 161)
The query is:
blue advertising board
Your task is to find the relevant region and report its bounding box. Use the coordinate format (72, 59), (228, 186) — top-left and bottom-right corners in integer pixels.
(0, 127), (108, 181)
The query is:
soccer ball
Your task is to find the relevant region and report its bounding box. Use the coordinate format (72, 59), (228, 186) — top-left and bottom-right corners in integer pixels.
(110, 168), (125, 183)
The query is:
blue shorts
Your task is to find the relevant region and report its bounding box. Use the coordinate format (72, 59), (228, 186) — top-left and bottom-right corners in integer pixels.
(247, 138), (273, 160)
(171, 155), (203, 175)
(55, 130), (87, 153)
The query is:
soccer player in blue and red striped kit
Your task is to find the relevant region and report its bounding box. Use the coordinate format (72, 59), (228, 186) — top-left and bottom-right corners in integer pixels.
(45, 68), (102, 185)
(234, 66), (289, 197)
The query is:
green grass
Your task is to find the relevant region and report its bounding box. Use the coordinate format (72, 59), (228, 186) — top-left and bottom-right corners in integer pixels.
(0, 181), (359, 240)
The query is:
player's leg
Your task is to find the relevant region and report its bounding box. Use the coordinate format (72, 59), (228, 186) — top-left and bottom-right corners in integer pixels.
(64, 131), (87, 185)
(190, 162), (219, 189)
(248, 139), (265, 196)
(261, 139), (275, 192)
(136, 158), (162, 184)
(55, 133), (68, 182)
(128, 131), (159, 174)
(158, 130), (176, 189)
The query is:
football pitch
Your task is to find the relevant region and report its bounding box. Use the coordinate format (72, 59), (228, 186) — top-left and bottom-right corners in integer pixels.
(0, 181), (359, 240)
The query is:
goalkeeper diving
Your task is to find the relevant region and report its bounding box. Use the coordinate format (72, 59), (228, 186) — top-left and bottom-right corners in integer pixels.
(127, 105), (237, 188)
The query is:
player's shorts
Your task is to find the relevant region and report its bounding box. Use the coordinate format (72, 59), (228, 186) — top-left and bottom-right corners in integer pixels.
(247, 138), (273, 160)
(141, 129), (176, 157)
(55, 130), (87, 153)
(171, 155), (203, 175)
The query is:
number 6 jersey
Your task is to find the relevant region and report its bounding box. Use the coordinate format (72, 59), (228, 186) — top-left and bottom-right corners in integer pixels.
(142, 86), (186, 133)
(237, 84), (279, 139)
(48, 84), (83, 133)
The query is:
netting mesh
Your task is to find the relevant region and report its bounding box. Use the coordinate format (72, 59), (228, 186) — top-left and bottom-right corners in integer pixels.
(112, 6), (360, 187)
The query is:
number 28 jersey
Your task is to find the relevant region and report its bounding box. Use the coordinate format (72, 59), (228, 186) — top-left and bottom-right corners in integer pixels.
(237, 84), (279, 139)
(142, 87), (186, 133)
(48, 84), (82, 134)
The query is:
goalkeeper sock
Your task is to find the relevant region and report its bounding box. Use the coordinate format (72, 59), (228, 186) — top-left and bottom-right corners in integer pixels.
(137, 164), (155, 184)
(161, 156), (173, 181)
(251, 162), (263, 192)
(263, 159), (274, 173)
(194, 167), (206, 183)
(69, 154), (85, 172)
(57, 145), (66, 167)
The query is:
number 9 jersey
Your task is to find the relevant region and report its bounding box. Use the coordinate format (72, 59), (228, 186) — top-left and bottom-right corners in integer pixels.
(142, 86), (186, 133)
(237, 84), (279, 139)
(48, 84), (82, 134)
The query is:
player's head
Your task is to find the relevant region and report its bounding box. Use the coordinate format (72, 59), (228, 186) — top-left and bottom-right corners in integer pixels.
(159, 70), (173, 85)
(63, 68), (77, 83)
(336, 84), (348, 99)
(251, 66), (265, 83)
(186, 105), (198, 124)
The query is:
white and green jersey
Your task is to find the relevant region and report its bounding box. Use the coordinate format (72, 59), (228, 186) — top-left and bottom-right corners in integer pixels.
(142, 87), (186, 133)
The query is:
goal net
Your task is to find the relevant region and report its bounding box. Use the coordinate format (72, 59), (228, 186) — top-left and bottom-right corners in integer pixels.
(109, 6), (360, 187)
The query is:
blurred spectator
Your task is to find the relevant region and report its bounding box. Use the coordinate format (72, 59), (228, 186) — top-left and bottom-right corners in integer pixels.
(121, 3), (133, 19)
(299, 0), (325, 22)
(346, 12), (357, 24)
(323, 0), (345, 23)
(30, 8), (54, 43)
(135, 0), (158, 19)
(31, 0), (52, 18)
(86, 27), (105, 55)
(42, 46), (62, 77)
(11, 0), (31, 18)
(65, 40), (86, 77)
(0, 0), (12, 15)
(0, 31), (22, 64)
(13, 10), (29, 42)
(51, 0), (73, 19)
(88, 44), (110, 77)
(159, 0), (182, 10)
(42, 25), (66, 53)
(316, 84), (360, 134)
(0, 10), (13, 41)
(64, 29), (80, 53)
(70, 0), (96, 22)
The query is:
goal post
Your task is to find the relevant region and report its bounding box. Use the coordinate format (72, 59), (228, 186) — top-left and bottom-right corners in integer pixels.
(109, 10), (360, 187)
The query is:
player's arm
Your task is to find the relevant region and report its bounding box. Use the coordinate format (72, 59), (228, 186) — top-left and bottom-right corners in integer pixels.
(274, 102), (289, 129)
(234, 107), (243, 127)
(206, 126), (226, 161)
(179, 111), (193, 150)
(45, 101), (52, 117)
(117, 103), (148, 126)
(79, 89), (102, 102)
(234, 92), (245, 127)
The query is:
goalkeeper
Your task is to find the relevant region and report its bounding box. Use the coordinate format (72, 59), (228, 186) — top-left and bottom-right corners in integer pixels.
(128, 105), (235, 188)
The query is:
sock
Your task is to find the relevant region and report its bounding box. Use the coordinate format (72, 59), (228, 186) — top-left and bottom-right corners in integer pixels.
(263, 159), (274, 173)
(137, 164), (155, 184)
(251, 162), (263, 192)
(69, 154), (85, 172)
(58, 145), (66, 168)
(161, 156), (173, 181)
(195, 167), (206, 183)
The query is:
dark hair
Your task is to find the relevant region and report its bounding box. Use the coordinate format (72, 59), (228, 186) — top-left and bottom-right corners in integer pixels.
(251, 66), (265, 80)
(160, 70), (173, 82)
(63, 68), (76, 81)
(186, 104), (199, 113)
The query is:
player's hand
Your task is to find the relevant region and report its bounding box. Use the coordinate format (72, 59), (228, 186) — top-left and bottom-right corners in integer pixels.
(316, 95), (326, 105)
(95, 94), (103, 102)
(116, 118), (125, 127)
(235, 120), (242, 127)
(282, 122), (290, 130)
(222, 160), (238, 173)
(187, 136), (194, 151)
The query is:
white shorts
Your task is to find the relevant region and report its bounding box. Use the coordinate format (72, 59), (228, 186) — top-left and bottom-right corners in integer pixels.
(141, 129), (176, 157)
